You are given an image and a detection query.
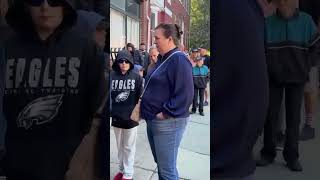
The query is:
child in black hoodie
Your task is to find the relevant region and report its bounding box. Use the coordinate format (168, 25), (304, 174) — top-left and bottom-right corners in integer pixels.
(111, 50), (143, 180)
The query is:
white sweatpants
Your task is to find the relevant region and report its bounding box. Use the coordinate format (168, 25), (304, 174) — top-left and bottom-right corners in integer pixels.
(113, 126), (138, 178)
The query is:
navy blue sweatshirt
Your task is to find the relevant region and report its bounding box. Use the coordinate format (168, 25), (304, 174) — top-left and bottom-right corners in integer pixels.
(141, 48), (193, 121)
(212, 0), (269, 178)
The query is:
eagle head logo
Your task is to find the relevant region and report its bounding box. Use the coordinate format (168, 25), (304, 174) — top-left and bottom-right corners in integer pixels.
(115, 91), (130, 103)
(17, 94), (63, 130)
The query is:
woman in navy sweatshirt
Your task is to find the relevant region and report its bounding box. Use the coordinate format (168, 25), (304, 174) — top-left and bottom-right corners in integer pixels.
(140, 23), (194, 180)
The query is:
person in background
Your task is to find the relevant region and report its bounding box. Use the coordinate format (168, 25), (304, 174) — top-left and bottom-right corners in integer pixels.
(190, 56), (209, 116)
(73, 10), (106, 50)
(126, 43), (143, 67)
(146, 46), (159, 75)
(256, 0), (320, 171)
(139, 43), (149, 74)
(299, 0), (320, 140)
(199, 47), (210, 106)
(70, 0), (107, 16)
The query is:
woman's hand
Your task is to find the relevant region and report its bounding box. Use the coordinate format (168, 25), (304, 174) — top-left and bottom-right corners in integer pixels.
(156, 112), (167, 120)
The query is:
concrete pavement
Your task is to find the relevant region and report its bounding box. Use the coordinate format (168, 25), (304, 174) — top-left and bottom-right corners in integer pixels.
(110, 104), (211, 180)
(253, 98), (320, 179)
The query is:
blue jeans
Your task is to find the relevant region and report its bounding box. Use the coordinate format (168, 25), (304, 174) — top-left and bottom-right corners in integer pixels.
(146, 117), (188, 180)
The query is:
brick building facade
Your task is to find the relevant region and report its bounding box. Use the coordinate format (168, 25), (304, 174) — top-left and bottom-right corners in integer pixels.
(110, 0), (190, 50)
(140, 0), (190, 50)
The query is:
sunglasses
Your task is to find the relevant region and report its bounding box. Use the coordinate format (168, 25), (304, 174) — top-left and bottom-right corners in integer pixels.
(118, 59), (130, 64)
(25, 0), (65, 7)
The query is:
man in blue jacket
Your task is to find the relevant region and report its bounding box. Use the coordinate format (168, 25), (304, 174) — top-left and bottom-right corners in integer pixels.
(212, 0), (269, 179)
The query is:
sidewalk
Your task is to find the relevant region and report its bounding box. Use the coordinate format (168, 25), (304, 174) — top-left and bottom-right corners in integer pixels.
(253, 96), (320, 179)
(110, 104), (211, 180)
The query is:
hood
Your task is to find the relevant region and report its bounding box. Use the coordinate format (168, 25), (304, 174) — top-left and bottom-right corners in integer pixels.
(5, 0), (77, 34)
(74, 10), (105, 36)
(112, 50), (134, 72)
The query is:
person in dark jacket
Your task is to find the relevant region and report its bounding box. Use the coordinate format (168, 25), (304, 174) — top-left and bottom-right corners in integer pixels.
(212, 0), (269, 179)
(256, 0), (320, 172)
(139, 43), (150, 75)
(71, 0), (107, 16)
(2, 0), (107, 179)
(141, 23), (193, 180)
(74, 10), (106, 50)
(111, 50), (143, 180)
(190, 56), (209, 116)
(126, 43), (143, 67)
(299, 0), (320, 140)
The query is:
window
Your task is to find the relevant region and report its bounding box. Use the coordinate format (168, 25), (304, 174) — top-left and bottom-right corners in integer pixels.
(110, 9), (126, 48)
(111, 0), (125, 11)
(127, 17), (140, 47)
(151, 12), (156, 30)
(127, 0), (140, 18)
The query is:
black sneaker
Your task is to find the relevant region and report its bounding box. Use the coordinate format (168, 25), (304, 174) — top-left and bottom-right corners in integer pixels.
(203, 101), (209, 106)
(300, 124), (315, 141)
(287, 160), (303, 172)
(256, 157), (274, 167)
(199, 112), (205, 116)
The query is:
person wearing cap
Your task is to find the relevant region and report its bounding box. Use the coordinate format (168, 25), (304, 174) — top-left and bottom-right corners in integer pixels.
(189, 48), (199, 67)
(190, 56), (209, 116)
(2, 0), (107, 179)
(111, 50), (143, 180)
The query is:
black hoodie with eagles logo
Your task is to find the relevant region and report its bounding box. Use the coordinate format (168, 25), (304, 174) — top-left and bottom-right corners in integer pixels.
(2, 0), (107, 178)
(111, 50), (142, 129)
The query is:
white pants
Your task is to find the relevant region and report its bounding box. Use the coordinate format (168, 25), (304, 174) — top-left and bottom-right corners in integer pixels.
(113, 126), (138, 178)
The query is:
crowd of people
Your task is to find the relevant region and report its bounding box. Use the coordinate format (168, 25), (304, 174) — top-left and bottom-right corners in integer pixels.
(213, 0), (320, 179)
(109, 24), (211, 179)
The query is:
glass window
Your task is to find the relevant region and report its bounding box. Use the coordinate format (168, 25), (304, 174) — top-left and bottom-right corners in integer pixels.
(151, 12), (156, 30)
(110, 9), (126, 48)
(127, 17), (140, 47)
(126, 0), (139, 17)
(111, 0), (125, 11)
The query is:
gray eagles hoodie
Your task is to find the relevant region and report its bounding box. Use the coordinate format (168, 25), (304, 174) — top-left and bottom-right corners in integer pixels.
(3, 0), (107, 178)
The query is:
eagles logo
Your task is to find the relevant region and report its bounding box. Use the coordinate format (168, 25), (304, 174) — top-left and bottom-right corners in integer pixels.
(115, 91), (130, 102)
(17, 94), (63, 130)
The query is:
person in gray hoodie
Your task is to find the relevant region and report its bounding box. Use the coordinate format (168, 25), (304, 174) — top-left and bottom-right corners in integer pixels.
(2, 0), (107, 179)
